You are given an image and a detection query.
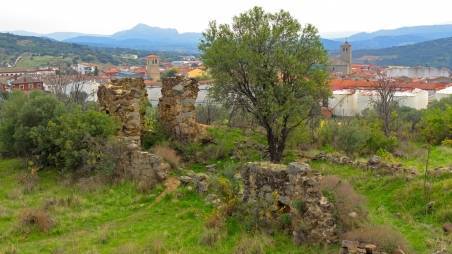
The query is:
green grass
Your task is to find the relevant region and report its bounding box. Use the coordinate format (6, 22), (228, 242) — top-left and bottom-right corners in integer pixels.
(395, 145), (452, 171)
(15, 55), (73, 68)
(311, 161), (452, 254)
(0, 158), (336, 253)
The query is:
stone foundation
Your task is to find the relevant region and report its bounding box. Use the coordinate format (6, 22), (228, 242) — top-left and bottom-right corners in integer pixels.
(241, 162), (338, 244)
(313, 153), (421, 176)
(158, 77), (201, 141)
(115, 142), (170, 185)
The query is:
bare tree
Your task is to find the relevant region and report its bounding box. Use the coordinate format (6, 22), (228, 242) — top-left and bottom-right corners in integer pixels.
(372, 73), (398, 136)
(43, 74), (98, 105)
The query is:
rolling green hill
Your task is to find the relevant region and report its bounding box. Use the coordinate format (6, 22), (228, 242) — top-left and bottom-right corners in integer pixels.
(354, 37), (452, 68)
(0, 33), (152, 67)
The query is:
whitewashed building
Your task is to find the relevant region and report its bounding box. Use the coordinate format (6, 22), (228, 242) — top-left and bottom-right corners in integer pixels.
(329, 88), (430, 117)
(435, 86), (452, 101)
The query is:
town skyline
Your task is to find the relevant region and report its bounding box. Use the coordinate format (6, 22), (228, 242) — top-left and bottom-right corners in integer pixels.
(2, 0), (452, 38)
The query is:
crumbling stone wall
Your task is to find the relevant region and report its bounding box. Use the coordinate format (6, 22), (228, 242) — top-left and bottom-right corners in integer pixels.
(313, 153), (422, 176)
(241, 162), (338, 244)
(98, 79), (169, 184)
(158, 77), (201, 141)
(98, 78), (147, 144)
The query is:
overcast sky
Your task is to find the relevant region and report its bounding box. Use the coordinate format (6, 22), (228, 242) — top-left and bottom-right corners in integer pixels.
(1, 0), (451, 37)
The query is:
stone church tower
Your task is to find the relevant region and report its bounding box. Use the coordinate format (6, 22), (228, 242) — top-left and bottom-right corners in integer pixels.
(340, 41), (352, 74)
(146, 55), (160, 81)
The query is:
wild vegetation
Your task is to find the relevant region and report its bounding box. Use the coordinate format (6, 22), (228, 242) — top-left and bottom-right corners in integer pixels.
(0, 6), (451, 254)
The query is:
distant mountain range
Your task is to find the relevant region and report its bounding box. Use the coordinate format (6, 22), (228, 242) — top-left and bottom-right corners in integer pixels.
(6, 23), (452, 54)
(329, 24), (452, 51)
(64, 24), (201, 53)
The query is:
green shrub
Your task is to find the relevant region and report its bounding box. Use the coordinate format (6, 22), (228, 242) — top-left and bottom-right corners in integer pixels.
(0, 91), (65, 157)
(319, 119), (397, 156)
(419, 98), (452, 144)
(0, 91), (118, 173)
(35, 108), (118, 172)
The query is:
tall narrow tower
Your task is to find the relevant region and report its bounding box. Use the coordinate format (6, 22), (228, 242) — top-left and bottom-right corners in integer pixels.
(146, 55), (160, 81)
(340, 41), (352, 74)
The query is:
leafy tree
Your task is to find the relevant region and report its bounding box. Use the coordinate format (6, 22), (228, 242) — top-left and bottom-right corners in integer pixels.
(161, 68), (178, 79)
(200, 7), (330, 162)
(396, 106), (422, 132)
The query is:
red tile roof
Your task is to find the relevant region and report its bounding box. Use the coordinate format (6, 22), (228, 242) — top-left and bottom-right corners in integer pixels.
(331, 79), (449, 91)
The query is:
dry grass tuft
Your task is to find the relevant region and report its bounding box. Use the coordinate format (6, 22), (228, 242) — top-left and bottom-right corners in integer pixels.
(43, 194), (82, 210)
(144, 237), (166, 254)
(75, 175), (109, 192)
(205, 211), (225, 229)
(18, 208), (54, 233)
(234, 234), (273, 254)
(199, 228), (221, 247)
(114, 243), (141, 254)
(320, 175), (368, 232)
(2, 244), (18, 254)
(152, 144), (181, 169)
(17, 172), (39, 193)
(7, 188), (23, 200)
(343, 226), (410, 253)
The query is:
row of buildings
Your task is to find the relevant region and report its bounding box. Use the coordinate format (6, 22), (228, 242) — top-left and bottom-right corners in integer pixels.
(326, 42), (452, 116)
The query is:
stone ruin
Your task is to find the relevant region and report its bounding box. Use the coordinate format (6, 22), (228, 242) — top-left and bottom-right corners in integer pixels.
(158, 77), (202, 141)
(241, 162), (338, 244)
(98, 78), (147, 145)
(97, 78), (169, 184)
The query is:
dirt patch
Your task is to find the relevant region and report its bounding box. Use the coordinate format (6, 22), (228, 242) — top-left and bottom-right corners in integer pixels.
(155, 177), (181, 203)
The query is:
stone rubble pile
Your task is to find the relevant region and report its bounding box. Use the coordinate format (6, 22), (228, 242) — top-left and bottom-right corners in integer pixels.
(241, 162), (338, 244)
(178, 171), (210, 194)
(158, 77), (202, 141)
(97, 78), (170, 184)
(339, 240), (406, 254)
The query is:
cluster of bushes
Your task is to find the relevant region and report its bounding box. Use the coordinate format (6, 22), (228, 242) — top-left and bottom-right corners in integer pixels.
(318, 119), (397, 157)
(0, 91), (118, 173)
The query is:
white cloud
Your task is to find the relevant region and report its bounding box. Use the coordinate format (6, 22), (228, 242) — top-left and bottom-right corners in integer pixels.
(1, 0), (451, 35)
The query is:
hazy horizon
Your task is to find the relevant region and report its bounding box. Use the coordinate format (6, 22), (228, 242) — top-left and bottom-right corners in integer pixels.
(2, 0), (452, 38)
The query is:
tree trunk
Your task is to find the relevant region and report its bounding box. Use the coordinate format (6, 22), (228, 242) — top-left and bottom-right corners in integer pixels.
(266, 127), (287, 163)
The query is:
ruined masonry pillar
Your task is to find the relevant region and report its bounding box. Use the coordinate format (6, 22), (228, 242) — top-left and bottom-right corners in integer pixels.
(158, 77), (201, 141)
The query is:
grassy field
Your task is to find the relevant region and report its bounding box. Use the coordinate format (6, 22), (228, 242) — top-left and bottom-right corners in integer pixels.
(0, 159), (337, 254)
(14, 55), (73, 68)
(0, 124), (450, 253)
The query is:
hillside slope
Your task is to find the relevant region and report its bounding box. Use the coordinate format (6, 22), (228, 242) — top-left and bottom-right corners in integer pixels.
(353, 37), (452, 67)
(0, 33), (150, 67)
